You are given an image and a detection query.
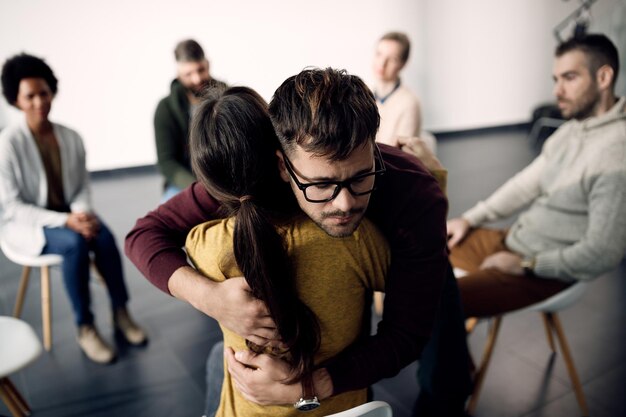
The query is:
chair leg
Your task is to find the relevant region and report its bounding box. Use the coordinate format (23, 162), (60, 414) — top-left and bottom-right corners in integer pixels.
(541, 313), (556, 352)
(465, 317), (479, 334)
(373, 291), (384, 315)
(41, 266), (52, 351)
(0, 377), (29, 417)
(546, 313), (590, 417)
(2, 378), (31, 415)
(466, 316), (502, 415)
(13, 266), (32, 318)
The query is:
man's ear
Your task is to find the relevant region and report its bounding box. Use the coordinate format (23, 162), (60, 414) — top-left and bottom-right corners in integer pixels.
(276, 150), (290, 182)
(596, 65), (614, 90)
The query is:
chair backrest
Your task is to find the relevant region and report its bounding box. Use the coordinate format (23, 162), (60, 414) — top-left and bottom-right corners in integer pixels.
(324, 401), (393, 417)
(0, 316), (42, 377)
(524, 281), (588, 313)
(0, 237), (63, 267)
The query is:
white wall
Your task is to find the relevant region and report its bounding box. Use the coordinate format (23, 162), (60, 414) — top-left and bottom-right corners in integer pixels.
(0, 0), (424, 171)
(0, 0), (624, 170)
(422, 0), (626, 131)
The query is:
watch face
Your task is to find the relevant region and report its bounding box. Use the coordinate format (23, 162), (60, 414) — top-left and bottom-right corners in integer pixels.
(296, 398), (320, 411)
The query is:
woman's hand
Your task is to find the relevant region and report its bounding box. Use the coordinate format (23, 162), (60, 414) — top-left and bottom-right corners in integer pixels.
(66, 212), (100, 240)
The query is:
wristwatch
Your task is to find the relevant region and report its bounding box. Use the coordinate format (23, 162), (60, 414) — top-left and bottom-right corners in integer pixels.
(520, 257), (536, 276)
(294, 377), (320, 411)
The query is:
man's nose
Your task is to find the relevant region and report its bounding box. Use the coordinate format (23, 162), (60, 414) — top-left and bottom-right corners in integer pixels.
(190, 72), (202, 85)
(553, 81), (563, 97)
(331, 187), (357, 212)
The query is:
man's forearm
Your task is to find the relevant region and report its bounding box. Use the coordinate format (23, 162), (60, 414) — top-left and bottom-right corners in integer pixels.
(168, 266), (220, 315)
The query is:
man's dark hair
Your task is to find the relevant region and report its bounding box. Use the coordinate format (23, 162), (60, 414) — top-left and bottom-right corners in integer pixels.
(556, 33), (620, 87)
(174, 39), (205, 62)
(1, 53), (58, 105)
(380, 31), (411, 64)
(269, 67), (379, 161)
(190, 86), (320, 383)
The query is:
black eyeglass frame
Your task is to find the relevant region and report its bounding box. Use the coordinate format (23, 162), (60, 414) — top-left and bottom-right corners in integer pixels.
(281, 144), (386, 203)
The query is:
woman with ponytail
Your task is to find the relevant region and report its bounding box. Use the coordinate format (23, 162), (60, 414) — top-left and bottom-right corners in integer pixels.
(184, 86), (389, 417)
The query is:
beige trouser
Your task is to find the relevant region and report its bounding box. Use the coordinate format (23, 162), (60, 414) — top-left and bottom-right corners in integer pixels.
(450, 228), (570, 318)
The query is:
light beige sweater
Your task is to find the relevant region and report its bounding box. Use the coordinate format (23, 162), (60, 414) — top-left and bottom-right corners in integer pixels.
(375, 84), (421, 147)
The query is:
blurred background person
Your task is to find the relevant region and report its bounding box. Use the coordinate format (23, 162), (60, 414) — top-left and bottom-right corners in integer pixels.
(154, 39), (227, 201)
(0, 53), (147, 364)
(372, 31), (436, 154)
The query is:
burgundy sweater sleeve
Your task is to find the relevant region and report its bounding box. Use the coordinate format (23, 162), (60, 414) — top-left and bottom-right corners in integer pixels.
(324, 145), (449, 393)
(124, 182), (221, 294)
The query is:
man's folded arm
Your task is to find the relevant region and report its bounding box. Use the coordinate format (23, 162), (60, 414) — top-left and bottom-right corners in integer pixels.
(124, 182), (221, 294)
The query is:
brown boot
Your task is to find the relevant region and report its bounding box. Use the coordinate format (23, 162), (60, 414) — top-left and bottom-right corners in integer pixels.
(114, 308), (148, 346)
(77, 324), (116, 364)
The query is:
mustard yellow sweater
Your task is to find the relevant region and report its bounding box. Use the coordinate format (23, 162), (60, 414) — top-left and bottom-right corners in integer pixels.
(186, 215), (390, 417)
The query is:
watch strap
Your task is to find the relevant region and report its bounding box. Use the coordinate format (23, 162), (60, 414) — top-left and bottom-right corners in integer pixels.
(294, 376), (320, 411)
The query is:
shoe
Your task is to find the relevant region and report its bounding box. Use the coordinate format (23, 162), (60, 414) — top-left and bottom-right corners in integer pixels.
(77, 324), (116, 364)
(114, 308), (148, 346)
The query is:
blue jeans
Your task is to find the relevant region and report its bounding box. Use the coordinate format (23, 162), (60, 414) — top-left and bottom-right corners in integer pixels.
(42, 221), (129, 326)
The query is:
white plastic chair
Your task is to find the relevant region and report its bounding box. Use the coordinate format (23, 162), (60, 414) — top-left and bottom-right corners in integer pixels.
(0, 316), (43, 417)
(1, 238), (63, 351)
(467, 281), (590, 416)
(325, 401), (392, 417)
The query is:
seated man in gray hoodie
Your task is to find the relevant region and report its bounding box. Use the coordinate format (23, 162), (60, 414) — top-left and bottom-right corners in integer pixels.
(447, 33), (626, 318)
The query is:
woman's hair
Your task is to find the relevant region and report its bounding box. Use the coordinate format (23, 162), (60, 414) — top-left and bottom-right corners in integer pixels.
(190, 86), (320, 380)
(1, 53), (58, 105)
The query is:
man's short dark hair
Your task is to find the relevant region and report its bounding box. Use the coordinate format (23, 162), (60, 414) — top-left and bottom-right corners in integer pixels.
(556, 33), (619, 87)
(268, 68), (380, 161)
(1, 53), (58, 105)
(174, 39), (205, 62)
(380, 31), (411, 64)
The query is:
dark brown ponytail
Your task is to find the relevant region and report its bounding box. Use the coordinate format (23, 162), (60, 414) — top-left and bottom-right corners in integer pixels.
(190, 86), (320, 381)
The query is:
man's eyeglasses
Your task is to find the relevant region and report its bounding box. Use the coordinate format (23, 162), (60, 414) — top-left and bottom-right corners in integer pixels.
(281, 144), (386, 203)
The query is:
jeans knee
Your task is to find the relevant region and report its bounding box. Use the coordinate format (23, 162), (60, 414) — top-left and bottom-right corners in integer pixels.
(96, 223), (117, 248)
(60, 230), (89, 258)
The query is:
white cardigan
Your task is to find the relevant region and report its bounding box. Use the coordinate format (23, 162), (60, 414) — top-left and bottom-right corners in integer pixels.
(0, 118), (92, 256)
